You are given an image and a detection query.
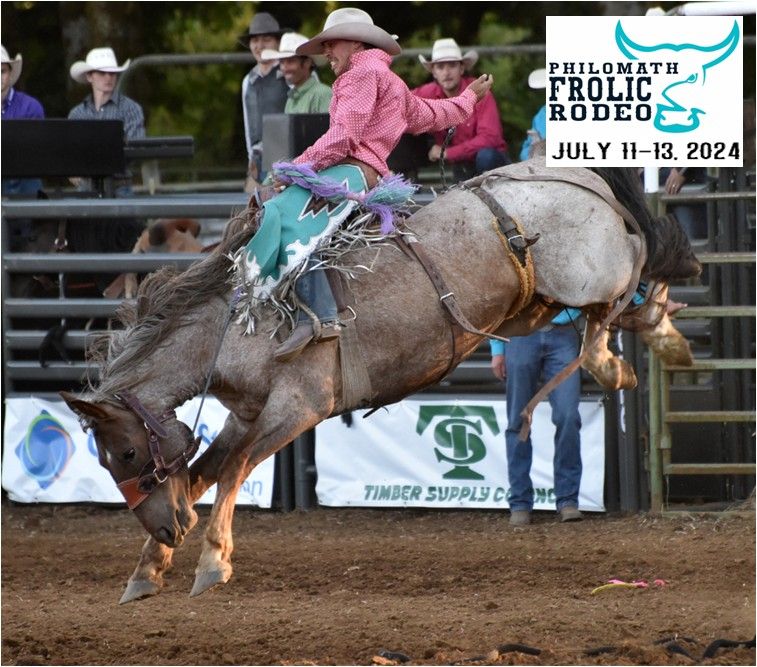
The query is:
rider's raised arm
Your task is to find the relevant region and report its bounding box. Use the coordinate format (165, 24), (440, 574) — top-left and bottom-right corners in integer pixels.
(404, 85), (477, 136)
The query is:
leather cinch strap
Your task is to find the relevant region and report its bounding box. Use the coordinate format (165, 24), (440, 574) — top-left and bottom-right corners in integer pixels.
(465, 185), (540, 269)
(397, 234), (512, 382)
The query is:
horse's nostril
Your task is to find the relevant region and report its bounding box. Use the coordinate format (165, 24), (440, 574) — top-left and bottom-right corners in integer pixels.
(156, 526), (176, 545)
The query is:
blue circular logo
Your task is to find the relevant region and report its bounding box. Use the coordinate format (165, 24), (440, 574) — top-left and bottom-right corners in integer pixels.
(15, 411), (75, 490)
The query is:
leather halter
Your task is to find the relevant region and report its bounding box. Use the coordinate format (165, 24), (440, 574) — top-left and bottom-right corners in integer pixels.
(113, 390), (200, 510)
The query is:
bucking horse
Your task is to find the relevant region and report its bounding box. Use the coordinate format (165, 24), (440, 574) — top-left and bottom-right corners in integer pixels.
(61, 156), (700, 603)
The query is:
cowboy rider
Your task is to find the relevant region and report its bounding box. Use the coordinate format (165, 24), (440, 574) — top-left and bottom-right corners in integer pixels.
(272, 7), (494, 362)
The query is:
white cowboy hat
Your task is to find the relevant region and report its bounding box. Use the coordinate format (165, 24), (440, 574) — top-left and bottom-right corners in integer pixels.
(295, 7), (400, 57)
(528, 68), (547, 90)
(1, 45), (23, 87)
(70, 47), (131, 84)
(261, 32), (327, 66)
(418, 38), (478, 72)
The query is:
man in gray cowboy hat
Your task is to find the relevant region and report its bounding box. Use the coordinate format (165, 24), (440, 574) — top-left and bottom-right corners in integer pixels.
(270, 7), (494, 362)
(413, 38), (510, 181)
(239, 12), (290, 190)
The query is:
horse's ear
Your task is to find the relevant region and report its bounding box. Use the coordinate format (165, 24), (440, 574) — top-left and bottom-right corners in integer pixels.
(59, 391), (110, 422)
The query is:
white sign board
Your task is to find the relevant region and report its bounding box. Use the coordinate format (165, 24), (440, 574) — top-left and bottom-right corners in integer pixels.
(315, 397), (605, 512)
(546, 16), (743, 166)
(2, 396), (274, 507)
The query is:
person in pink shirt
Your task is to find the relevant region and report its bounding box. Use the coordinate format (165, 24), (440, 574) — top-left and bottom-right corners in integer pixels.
(272, 7), (493, 362)
(413, 38), (510, 181)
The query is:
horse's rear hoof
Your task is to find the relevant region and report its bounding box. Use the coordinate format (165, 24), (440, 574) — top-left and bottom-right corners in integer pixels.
(190, 568), (230, 597)
(119, 579), (162, 604)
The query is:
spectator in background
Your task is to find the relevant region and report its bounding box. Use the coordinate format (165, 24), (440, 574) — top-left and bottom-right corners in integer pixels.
(519, 68), (547, 161)
(68, 47), (145, 140)
(262, 32), (332, 114)
(239, 12), (290, 191)
(68, 47), (145, 196)
(659, 166), (709, 241)
(2, 44), (45, 197)
(413, 38), (509, 181)
(490, 308), (584, 527)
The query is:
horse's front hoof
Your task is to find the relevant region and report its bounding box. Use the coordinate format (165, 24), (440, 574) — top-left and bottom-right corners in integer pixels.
(119, 578), (162, 604)
(190, 566), (231, 597)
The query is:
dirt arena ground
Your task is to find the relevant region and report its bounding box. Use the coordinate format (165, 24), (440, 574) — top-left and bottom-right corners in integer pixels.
(1, 502), (754, 666)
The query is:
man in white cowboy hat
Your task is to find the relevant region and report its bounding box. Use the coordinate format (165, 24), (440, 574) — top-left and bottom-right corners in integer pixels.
(239, 12), (290, 189)
(519, 68), (547, 161)
(67, 47), (145, 195)
(2, 45), (45, 197)
(1, 45), (44, 120)
(68, 47), (145, 141)
(270, 7), (494, 362)
(261, 32), (331, 115)
(413, 37), (510, 181)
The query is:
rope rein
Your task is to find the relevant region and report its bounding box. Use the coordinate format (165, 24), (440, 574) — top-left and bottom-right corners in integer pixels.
(191, 287), (242, 434)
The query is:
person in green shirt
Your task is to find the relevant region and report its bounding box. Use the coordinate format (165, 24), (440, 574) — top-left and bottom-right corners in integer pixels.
(262, 32), (332, 114)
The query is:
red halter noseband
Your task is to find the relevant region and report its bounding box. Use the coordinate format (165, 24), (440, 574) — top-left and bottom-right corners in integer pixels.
(113, 390), (200, 510)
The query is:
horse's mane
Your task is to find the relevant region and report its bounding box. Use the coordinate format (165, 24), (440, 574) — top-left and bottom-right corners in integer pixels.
(588, 167), (699, 282)
(87, 210), (256, 397)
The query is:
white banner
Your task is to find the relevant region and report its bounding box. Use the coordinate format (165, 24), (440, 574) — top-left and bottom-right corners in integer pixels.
(2, 397), (274, 507)
(315, 397), (605, 512)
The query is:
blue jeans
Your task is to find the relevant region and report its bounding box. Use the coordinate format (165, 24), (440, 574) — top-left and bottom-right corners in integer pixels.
(504, 325), (582, 511)
(453, 147), (511, 181)
(295, 259), (337, 324)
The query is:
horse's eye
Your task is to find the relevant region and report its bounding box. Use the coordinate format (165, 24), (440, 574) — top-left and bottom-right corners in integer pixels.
(123, 448), (136, 462)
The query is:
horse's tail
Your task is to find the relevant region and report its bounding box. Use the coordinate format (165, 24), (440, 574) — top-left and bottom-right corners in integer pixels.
(588, 167), (702, 281)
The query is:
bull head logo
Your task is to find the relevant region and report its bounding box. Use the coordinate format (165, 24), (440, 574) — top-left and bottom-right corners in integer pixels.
(615, 20), (740, 133)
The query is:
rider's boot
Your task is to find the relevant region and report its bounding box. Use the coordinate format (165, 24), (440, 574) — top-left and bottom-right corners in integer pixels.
(273, 320), (340, 363)
(274, 266), (340, 363)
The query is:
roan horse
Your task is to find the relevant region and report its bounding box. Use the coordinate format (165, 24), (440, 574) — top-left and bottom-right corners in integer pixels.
(61, 160), (699, 603)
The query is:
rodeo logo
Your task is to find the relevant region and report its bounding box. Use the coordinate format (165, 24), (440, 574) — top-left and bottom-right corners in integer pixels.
(546, 15), (743, 167)
(15, 410), (75, 489)
(415, 405), (500, 480)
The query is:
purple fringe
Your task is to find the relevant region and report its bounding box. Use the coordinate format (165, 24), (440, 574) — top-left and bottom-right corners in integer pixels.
(272, 161), (416, 234)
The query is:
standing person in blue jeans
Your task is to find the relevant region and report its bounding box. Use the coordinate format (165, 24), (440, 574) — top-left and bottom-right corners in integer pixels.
(490, 308), (584, 526)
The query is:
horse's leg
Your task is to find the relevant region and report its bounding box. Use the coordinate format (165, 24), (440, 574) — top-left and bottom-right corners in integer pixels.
(629, 283), (694, 366)
(581, 312), (638, 390)
(191, 384), (335, 597)
(120, 414), (248, 604)
(640, 311), (693, 366)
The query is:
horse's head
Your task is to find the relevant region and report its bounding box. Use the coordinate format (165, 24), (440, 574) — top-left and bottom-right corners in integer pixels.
(615, 20), (740, 133)
(60, 390), (199, 547)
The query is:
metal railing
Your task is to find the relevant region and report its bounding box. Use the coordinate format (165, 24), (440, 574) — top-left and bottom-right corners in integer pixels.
(648, 183), (756, 514)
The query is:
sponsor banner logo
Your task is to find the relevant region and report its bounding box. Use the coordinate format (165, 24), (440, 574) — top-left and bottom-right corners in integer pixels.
(315, 398), (605, 511)
(2, 397), (274, 507)
(14, 411), (75, 490)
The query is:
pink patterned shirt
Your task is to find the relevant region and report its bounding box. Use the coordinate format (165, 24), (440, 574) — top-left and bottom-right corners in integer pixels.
(294, 49), (478, 176)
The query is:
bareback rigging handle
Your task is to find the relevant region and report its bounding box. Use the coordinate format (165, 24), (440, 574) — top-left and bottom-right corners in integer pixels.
(439, 127), (457, 191)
